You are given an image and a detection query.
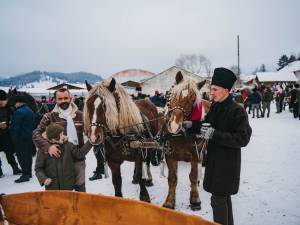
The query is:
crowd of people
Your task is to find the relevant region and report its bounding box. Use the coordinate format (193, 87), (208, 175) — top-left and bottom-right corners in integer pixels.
(232, 82), (300, 120)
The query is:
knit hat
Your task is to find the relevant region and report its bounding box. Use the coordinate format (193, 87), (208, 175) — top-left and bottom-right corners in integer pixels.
(0, 90), (7, 100)
(46, 123), (64, 141)
(211, 67), (237, 90)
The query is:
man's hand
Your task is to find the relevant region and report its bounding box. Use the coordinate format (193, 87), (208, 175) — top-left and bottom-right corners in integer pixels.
(200, 126), (215, 140)
(182, 121), (193, 129)
(0, 122), (7, 129)
(48, 144), (61, 158)
(44, 178), (52, 186)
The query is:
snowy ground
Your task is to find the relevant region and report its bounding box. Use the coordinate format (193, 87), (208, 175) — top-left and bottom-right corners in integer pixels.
(1, 103), (300, 224)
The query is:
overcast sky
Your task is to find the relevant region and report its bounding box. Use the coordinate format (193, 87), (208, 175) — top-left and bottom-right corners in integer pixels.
(0, 0), (299, 78)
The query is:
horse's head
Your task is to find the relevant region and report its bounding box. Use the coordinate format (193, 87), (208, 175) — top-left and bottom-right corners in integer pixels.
(166, 71), (206, 134)
(7, 88), (37, 113)
(84, 79), (116, 145)
(7, 88), (18, 107)
(84, 79), (144, 145)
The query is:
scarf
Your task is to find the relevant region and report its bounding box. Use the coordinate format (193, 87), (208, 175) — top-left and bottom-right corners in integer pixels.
(60, 105), (78, 145)
(188, 100), (203, 121)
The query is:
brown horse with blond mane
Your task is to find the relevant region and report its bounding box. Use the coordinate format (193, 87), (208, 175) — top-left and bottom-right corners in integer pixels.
(162, 71), (211, 210)
(84, 79), (160, 202)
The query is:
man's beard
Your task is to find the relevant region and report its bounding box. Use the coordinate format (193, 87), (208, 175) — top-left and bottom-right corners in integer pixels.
(59, 102), (70, 110)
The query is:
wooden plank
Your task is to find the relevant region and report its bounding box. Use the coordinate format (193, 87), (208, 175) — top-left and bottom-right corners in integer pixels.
(0, 191), (218, 225)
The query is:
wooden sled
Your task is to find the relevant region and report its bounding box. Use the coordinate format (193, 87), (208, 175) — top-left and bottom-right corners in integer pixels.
(0, 191), (218, 225)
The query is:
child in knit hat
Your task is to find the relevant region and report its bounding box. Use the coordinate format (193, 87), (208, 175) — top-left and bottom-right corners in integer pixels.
(35, 123), (92, 190)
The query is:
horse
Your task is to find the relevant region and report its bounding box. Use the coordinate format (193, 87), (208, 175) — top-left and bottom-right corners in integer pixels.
(84, 79), (160, 202)
(162, 71), (211, 210)
(7, 88), (38, 115)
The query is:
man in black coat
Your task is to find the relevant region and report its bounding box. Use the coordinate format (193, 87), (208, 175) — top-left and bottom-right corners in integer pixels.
(184, 68), (252, 225)
(0, 90), (22, 177)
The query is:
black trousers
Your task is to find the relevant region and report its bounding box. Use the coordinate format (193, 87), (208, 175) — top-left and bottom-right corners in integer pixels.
(293, 102), (299, 118)
(0, 132), (19, 169)
(14, 142), (33, 176)
(93, 145), (105, 174)
(211, 195), (234, 225)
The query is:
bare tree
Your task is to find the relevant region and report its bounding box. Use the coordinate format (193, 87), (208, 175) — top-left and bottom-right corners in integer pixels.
(175, 54), (212, 77)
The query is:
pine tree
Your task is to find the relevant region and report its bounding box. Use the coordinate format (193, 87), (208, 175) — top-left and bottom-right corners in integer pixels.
(259, 64), (266, 72)
(297, 53), (300, 60)
(288, 54), (296, 63)
(277, 55), (289, 70)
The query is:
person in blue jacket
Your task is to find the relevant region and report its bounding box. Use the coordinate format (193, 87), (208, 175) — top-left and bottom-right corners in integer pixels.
(10, 94), (36, 183)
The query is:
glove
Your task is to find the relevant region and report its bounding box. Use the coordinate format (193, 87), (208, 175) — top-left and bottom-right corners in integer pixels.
(182, 121), (193, 129)
(200, 126), (215, 140)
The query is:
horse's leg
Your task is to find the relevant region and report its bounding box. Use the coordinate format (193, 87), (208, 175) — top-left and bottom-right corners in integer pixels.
(145, 158), (154, 187)
(163, 157), (178, 209)
(136, 156), (150, 202)
(132, 162), (138, 184)
(189, 159), (201, 210)
(107, 160), (123, 197)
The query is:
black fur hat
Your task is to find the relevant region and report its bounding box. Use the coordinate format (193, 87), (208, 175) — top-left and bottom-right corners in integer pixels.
(211, 67), (237, 90)
(0, 90), (7, 100)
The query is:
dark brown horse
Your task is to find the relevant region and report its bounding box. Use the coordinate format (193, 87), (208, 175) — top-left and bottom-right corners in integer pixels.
(163, 71), (211, 210)
(84, 79), (160, 202)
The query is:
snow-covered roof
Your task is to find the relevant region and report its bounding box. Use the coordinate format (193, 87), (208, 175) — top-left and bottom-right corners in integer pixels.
(107, 69), (155, 84)
(240, 74), (256, 83)
(279, 60), (300, 73)
(142, 66), (206, 83)
(256, 71), (297, 82)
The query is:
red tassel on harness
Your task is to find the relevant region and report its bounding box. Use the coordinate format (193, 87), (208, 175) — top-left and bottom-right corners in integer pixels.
(188, 101), (203, 121)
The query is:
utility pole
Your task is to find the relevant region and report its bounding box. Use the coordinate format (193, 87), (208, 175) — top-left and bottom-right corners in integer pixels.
(237, 35), (240, 77)
(237, 35), (241, 87)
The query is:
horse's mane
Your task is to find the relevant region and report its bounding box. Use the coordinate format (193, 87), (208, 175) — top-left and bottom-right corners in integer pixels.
(7, 89), (38, 113)
(84, 81), (144, 135)
(170, 79), (202, 105)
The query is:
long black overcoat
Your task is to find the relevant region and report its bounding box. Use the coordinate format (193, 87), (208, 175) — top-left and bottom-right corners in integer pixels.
(191, 96), (252, 195)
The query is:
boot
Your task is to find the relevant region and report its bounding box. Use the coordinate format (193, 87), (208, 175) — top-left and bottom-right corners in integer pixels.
(14, 175), (30, 183)
(12, 165), (22, 175)
(89, 171), (102, 181)
(0, 167), (4, 178)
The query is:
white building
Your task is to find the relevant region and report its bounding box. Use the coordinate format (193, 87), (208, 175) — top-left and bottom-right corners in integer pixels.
(141, 66), (209, 95)
(256, 61), (299, 85)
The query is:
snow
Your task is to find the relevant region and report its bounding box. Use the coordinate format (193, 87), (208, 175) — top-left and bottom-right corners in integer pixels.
(1, 103), (300, 225)
(279, 60), (300, 73)
(256, 71), (298, 82)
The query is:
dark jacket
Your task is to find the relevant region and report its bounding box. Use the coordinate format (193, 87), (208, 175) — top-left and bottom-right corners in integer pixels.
(0, 104), (11, 136)
(290, 88), (297, 104)
(35, 139), (92, 190)
(191, 96), (252, 196)
(262, 89), (273, 102)
(10, 104), (35, 144)
(249, 92), (261, 104)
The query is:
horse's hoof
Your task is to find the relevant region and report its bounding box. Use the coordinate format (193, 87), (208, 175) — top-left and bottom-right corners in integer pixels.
(145, 180), (154, 187)
(140, 195), (151, 203)
(190, 202), (201, 211)
(115, 193), (123, 198)
(163, 202), (175, 209)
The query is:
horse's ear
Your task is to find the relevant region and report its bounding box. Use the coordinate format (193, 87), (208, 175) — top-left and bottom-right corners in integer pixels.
(197, 80), (206, 90)
(12, 88), (17, 94)
(85, 80), (93, 91)
(108, 78), (116, 92)
(175, 71), (183, 84)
